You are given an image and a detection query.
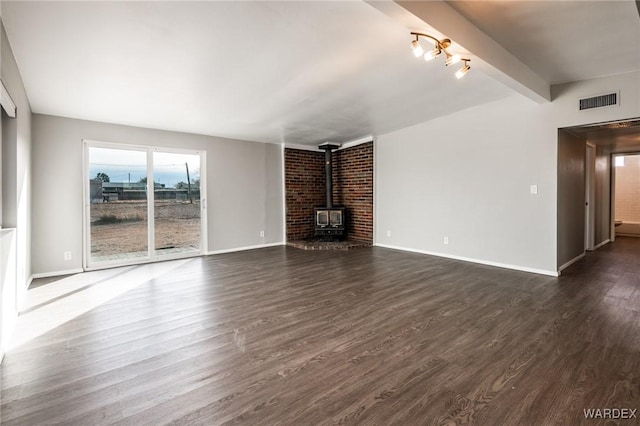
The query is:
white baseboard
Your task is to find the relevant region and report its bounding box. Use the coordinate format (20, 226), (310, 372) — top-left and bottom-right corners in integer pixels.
(375, 243), (559, 277)
(31, 268), (84, 280)
(592, 239), (611, 250)
(558, 252), (586, 273)
(207, 242), (284, 256)
(32, 243), (286, 278)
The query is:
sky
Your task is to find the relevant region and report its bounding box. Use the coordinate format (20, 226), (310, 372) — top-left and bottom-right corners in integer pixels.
(89, 147), (200, 187)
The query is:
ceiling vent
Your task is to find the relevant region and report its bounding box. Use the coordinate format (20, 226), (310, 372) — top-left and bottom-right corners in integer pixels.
(579, 92), (618, 111)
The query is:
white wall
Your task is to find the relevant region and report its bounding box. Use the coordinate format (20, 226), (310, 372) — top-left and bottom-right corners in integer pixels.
(376, 95), (557, 274)
(376, 71), (640, 275)
(31, 114), (283, 276)
(2, 108), (16, 226)
(1, 20), (32, 356)
(552, 72), (640, 128)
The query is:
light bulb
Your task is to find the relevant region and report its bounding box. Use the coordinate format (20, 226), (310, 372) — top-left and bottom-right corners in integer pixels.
(411, 40), (423, 57)
(445, 54), (461, 66)
(455, 64), (470, 79)
(424, 48), (440, 61)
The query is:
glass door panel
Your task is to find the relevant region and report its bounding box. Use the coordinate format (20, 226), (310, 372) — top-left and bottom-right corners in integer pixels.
(88, 147), (149, 264)
(152, 151), (201, 257)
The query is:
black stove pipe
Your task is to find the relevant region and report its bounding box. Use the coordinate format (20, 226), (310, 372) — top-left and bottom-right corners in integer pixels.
(318, 143), (340, 208)
(325, 149), (333, 208)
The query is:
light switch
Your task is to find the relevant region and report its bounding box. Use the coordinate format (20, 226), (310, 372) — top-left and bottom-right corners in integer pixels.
(530, 185), (538, 195)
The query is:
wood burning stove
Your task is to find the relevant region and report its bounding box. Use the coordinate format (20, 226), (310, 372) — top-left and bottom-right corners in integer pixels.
(314, 207), (345, 237)
(315, 142), (345, 238)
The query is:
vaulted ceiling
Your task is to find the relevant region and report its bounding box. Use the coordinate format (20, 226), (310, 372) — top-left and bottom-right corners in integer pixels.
(2, 1), (638, 146)
(446, 0), (640, 85)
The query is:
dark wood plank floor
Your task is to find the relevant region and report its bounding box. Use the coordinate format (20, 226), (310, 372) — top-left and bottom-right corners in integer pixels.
(2, 239), (640, 425)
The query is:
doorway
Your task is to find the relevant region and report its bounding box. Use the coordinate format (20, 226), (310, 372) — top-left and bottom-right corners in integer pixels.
(84, 141), (206, 269)
(558, 118), (640, 272)
(612, 153), (640, 238)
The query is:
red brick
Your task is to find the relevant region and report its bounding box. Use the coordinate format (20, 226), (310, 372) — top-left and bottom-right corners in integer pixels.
(284, 143), (373, 243)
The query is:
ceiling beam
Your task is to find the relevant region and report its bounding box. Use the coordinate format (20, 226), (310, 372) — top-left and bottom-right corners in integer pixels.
(1, 80), (17, 118)
(366, 0), (550, 103)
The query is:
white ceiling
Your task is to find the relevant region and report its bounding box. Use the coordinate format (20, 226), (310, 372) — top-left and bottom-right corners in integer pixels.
(2, 1), (638, 146)
(1, 1), (511, 146)
(446, 0), (640, 85)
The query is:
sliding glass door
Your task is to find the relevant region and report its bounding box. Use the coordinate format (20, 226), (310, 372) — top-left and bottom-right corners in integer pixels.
(85, 142), (205, 269)
(153, 151), (202, 258)
(87, 146), (149, 264)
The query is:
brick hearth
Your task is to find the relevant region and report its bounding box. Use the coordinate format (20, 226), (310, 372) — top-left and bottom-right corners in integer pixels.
(286, 239), (372, 251)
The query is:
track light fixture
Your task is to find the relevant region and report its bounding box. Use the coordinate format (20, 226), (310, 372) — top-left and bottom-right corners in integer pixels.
(411, 39), (423, 57)
(455, 60), (471, 79)
(423, 46), (440, 61)
(445, 53), (461, 66)
(410, 32), (471, 78)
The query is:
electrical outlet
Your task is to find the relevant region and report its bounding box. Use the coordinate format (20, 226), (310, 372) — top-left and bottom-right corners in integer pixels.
(64, 251), (72, 260)
(259, 230), (265, 238)
(386, 230), (391, 237)
(530, 184), (538, 195)
(443, 236), (449, 245)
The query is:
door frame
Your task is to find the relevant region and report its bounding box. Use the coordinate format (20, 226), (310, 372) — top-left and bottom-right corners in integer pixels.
(82, 140), (207, 270)
(611, 153), (618, 243)
(585, 143), (596, 250)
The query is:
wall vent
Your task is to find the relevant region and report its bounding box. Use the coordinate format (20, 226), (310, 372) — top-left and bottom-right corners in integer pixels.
(579, 92), (618, 111)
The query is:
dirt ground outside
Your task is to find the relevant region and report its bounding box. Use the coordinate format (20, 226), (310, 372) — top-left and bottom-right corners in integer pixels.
(90, 200), (201, 259)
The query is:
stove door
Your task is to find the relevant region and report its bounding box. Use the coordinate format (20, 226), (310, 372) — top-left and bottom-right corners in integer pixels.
(316, 210), (329, 227)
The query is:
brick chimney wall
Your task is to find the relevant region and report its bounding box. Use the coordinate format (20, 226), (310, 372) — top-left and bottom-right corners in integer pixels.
(284, 142), (373, 243)
(332, 142), (374, 242)
(284, 149), (326, 240)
